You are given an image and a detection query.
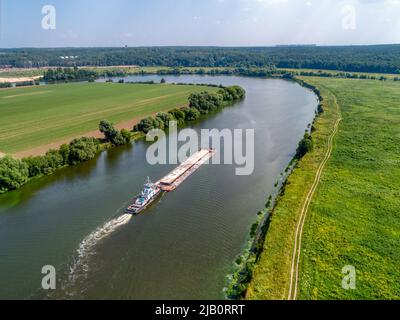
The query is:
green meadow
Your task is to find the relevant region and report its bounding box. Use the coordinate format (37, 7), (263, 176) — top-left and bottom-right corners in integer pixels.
(0, 82), (216, 154)
(248, 77), (400, 299)
(300, 78), (400, 299)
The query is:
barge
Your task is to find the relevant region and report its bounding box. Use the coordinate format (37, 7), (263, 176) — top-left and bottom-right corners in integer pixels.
(125, 149), (215, 215)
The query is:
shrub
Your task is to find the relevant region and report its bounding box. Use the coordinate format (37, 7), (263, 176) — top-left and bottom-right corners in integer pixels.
(134, 116), (164, 133)
(189, 91), (223, 114)
(0, 156), (29, 193)
(43, 149), (64, 174)
(68, 137), (100, 165)
(121, 129), (132, 143)
(296, 133), (313, 159)
(99, 120), (126, 146)
(155, 112), (176, 128)
(181, 107), (201, 121)
(59, 144), (70, 164)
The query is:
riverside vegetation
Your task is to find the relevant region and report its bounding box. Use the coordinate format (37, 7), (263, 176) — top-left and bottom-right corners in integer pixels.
(245, 76), (400, 300)
(0, 85), (245, 194)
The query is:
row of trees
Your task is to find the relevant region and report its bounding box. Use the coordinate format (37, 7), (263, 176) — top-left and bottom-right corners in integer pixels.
(0, 121), (132, 193)
(43, 67), (97, 82)
(2, 46), (400, 73)
(133, 86), (246, 134)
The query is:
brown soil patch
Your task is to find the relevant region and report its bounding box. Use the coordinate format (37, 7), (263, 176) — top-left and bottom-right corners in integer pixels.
(0, 76), (42, 84)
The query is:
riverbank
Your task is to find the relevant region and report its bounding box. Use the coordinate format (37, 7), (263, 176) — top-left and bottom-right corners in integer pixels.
(245, 76), (341, 299)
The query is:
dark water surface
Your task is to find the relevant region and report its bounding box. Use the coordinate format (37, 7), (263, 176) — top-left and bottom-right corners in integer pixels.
(0, 75), (317, 299)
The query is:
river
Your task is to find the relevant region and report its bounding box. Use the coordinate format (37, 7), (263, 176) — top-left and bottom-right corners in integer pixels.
(0, 75), (317, 299)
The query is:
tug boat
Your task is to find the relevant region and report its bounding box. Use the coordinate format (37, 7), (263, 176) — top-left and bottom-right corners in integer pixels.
(125, 177), (161, 214)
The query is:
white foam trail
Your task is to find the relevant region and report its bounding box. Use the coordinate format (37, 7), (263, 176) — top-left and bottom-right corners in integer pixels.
(67, 213), (132, 284)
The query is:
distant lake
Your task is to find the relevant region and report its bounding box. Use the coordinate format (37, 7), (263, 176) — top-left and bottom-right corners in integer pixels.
(0, 75), (318, 299)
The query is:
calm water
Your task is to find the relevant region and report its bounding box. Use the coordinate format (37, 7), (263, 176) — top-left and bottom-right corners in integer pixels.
(0, 75), (317, 299)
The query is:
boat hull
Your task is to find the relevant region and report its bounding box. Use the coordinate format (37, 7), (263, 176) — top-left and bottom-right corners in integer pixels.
(124, 189), (162, 215)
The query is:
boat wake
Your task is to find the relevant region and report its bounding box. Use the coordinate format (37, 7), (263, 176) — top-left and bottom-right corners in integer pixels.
(63, 213), (132, 294)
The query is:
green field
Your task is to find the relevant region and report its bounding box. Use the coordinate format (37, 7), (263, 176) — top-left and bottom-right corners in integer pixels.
(278, 68), (400, 80)
(247, 77), (400, 299)
(0, 82), (217, 154)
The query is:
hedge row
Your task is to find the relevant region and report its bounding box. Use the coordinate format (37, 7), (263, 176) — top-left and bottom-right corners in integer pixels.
(134, 86), (245, 133)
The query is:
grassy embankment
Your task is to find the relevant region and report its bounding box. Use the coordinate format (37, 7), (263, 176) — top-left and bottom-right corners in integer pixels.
(0, 82), (218, 155)
(247, 77), (400, 299)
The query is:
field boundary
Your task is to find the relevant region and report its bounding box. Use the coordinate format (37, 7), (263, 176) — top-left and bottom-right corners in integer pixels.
(287, 93), (342, 300)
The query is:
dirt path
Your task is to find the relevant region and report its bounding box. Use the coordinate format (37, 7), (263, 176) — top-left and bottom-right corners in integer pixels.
(13, 117), (143, 159)
(287, 94), (342, 301)
(0, 152), (5, 159)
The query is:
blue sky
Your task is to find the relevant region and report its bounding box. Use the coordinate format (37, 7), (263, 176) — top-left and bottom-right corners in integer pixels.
(1, 0), (399, 47)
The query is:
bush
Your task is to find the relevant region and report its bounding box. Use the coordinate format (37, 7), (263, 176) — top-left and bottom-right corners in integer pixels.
(120, 129), (132, 143)
(317, 103), (324, 114)
(99, 120), (126, 146)
(0, 156), (29, 193)
(59, 144), (70, 164)
(169, 108), (186, 125)
(181, 107), (201, 121)
(23, 149), (64, 177)
(296, 133), (313, 159)
(189, 91), (223, 114)
(68, 137), (100, 165)
(44, 149), (64, 173)
(23, 156), (48, 177)
(134, 116), (168, 133)
(155, 112), (176, 128)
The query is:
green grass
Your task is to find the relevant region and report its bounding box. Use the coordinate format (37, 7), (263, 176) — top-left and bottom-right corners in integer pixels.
(278, 68), (399, 80)
(0, 82), (217, 154)
(247, 77), (400, 300)
(299, 78), (400, 299)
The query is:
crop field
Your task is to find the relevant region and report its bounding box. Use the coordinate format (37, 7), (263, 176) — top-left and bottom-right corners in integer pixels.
(247, 77), (400, 299)
(0, 82), (217, 154)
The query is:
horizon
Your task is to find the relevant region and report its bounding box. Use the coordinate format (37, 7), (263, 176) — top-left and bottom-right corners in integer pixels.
(2, 43), (400, 50)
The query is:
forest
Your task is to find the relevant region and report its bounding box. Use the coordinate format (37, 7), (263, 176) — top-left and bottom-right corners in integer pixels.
(1, 45), (400, 74)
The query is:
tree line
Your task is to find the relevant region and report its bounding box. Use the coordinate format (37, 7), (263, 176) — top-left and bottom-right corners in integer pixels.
(1, 45), (400, 74)
(43, 67), (97, 82)
(133, 86), (246, 133)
